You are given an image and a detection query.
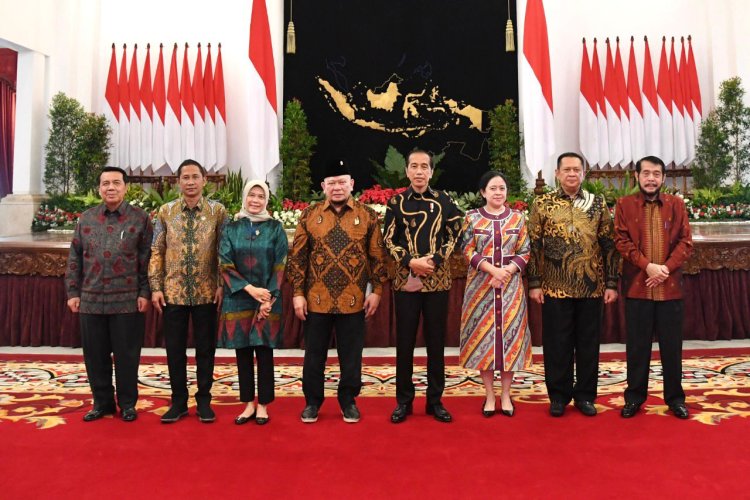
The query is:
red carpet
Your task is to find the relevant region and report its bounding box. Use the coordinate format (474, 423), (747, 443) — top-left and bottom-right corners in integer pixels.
(2, 395), (749, 499)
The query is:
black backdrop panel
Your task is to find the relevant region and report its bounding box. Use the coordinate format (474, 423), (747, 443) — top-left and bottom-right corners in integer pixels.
(284, 0), (518, 192)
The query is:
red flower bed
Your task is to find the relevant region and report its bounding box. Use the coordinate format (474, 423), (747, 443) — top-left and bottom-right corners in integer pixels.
(358, 185), (407, 205)
(282, 199), (310, 210)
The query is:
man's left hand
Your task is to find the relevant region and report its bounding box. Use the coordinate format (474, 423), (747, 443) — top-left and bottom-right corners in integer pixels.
(603, 289), (618, 304)
(214, 287), (223, 311)
(364, 293), (381, 319)
(137, 297), (150, 313)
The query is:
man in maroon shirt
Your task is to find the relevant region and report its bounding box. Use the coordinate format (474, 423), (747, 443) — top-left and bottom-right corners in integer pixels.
(614, 156), (693, 419)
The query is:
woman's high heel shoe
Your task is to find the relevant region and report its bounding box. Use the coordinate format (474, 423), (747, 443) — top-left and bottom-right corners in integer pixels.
(482, 398), (496, 418)
(500, 400), (515, 417)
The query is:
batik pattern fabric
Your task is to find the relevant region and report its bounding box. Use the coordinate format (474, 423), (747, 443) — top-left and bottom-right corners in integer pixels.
(459, 208), (532, 371)
(148, 197), (227, 305)
(286, 197), (387, 314)
(383, 187), (464, 292)
(217, 218), (287, 349)
(66, 202), (153, 314)
(527, 188), (620, 298)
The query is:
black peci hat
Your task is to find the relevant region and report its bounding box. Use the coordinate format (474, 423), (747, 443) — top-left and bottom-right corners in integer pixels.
(322, 158), (351, 179)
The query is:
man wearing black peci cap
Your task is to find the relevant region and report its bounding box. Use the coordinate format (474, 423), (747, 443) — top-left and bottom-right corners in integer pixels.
(287, 159), (387, 423)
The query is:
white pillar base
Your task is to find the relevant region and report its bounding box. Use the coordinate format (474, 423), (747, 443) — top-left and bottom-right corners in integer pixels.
(0, 194), (48, 236)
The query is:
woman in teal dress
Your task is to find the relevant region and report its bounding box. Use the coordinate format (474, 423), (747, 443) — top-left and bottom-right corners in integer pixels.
(218, 180), (287, 425)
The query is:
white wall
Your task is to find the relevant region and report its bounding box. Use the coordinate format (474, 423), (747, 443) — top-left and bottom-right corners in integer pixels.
(517, 0), (750, 183)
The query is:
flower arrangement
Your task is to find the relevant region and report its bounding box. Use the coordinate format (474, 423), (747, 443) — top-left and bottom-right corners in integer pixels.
(687, 202), (750, 220)
(31, 205), (82, 232)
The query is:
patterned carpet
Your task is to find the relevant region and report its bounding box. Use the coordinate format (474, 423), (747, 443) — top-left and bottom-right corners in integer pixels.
(1, 349), (749, 428)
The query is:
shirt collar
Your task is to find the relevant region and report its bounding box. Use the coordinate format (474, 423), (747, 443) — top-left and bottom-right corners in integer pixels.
(181, 196), (205, 212)
(103, 201), (126, 215)
(555, 187), (585, 201)
(406, 186), (437, 200)
(637, 191), (662, 206)
(321, 196), (355, 212)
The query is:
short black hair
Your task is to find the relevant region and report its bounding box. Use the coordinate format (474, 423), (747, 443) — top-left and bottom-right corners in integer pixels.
(177, 159), (207, 178)
(635, 155), (665, 174)
(99, 166), (128, 183)
(406, 148), (433, 169)
(556, 152), (585, 169)
(478, 170), (508, 192)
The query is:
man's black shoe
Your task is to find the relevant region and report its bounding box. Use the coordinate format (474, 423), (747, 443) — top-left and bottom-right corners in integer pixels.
(426, 403), (452, 423)
(549, 401), (566, 417)
(620, 402), (641, 418)
(197, 404), (216, 423)
(83, 406), (116, 422)
(574, 400), (598, 416)
(300, 405), (319, 423)
(342, 404), (361, 423)
(390, 403), (412, 424)
(121, 407), (138, 422)
(669, 403), (689, 419)
(160, 406), (188, 423)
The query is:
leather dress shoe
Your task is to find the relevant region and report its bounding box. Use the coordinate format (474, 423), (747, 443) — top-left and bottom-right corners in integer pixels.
(197, 404), (216, 423)
(160, 406), (189, 423)
(549, 401), (566, 417)
(669, 403), (690, 419)
(500, 400), (515, 418)
(121, 408), (137, 422)
(390, 403), (413, 423)
(234, 412), (256, 425)
(83, 406), (116, 422)
(482, 399), (495, 418)
(426, 403), (452, 423)
(620, 402), (641, 418)
(574, 400), (598, 416)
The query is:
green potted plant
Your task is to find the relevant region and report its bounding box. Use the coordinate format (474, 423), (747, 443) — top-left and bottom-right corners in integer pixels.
(280, 98), (317, 201)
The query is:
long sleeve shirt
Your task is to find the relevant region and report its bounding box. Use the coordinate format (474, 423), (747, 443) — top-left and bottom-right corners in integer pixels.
(286, 197), (387, 314)
(383, 186), (463, 292)
(148, 197), (227, 305)
(527, 188), (619, 298)
(65, 201), (153, 314)
(614, 192), (693, 300)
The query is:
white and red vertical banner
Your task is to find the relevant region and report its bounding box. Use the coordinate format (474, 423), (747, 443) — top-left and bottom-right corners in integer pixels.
(164, 44), (182, 172)
(519, 0), (555, 177)
(591, 40), (609, 167)
(656, 38), (674, 166)
(679, 37), (695, 164)
(248, 0), (280, 181)
(627, 38), (645, 162)
(604, 39), (623, 167)
(578, 39), (599, 167)
(128, 45), (142, 171)
(117, 45), (130, 169)
(140, 44), (154, 172)
(687, 37), (702, 139)
(152, 44), (167, 171)
(614, 39), (631, 167)
(104, 44), (119, 168)
(215, 44), (227, 170)
(669, 38), (687, 166)
(180, 44), (195, 163)
(642, 37), (661, 159)
(192, 44), (207, 169)
(204, 44), (217, 171)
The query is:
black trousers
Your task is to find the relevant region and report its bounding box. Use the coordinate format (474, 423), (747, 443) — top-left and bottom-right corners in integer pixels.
(625, 298), (685, 406)
(236, 346), (275, 405)
(394, 290), (449, 406)
(163, 303), (217, 408)
(80, 312), (145, 411)
(542, 297), (602, 404)
(302, 311), (365, 409)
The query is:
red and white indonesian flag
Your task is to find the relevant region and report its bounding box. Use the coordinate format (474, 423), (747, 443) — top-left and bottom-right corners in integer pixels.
(604, 40), (623, 167)
(215, 46), (227, 170)
(687, 37), (702, 138)
(164, 44), (182, 172)
(128, 45), (142, 171)
(248, 0), (280, 181)
(627, 38), (645, 162)
(104, 44), (119, 168)
(591, 40), (609, 167)
(192, 45), (207, 169)
(117, 45), (130, 169)
(579, 39), (599, 167)
(140, 44), (154, 172)
(669, 38), (687, 166)
(614, 40), (631, 167)
(642, 38), (661, 159)
(679, 38), (695, 164)
(180, 45), (195, 162)
(152, 44), (167, 171)
(519, 0), (555, 177)
(656, 38), (674, 166)
(204, 45), (217, 171)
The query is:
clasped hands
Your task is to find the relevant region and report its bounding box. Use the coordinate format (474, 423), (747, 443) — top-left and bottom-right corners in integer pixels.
(645, 263), (670, 288)
(409, 255), (436, 277)
(488, 265), (513, 289)
(246, 284), (273, 320)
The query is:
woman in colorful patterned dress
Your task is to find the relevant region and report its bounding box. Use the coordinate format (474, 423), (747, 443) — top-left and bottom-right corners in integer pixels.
(460, 171), (533, 417)
(218, 180), (288, 425)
